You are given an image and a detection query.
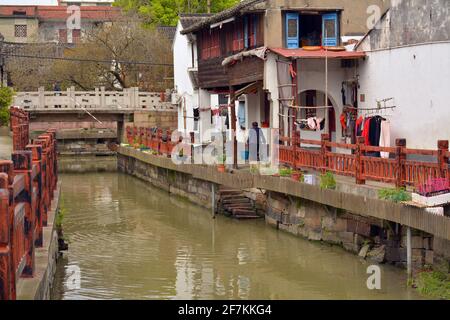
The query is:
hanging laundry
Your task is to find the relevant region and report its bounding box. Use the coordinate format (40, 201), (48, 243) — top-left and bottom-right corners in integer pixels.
(340, 113), (347, 131)
(356, 115), (364, 137)
(363, 117), (371, 145)
(307, 117), (325, 131)
(379, 120), (391, 159)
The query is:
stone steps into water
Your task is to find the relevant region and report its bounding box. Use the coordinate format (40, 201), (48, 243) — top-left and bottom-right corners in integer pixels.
(217, 187), (261, 220)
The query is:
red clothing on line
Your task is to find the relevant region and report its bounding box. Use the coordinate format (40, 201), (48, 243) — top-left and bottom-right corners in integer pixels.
(340, 114), (347, 131)
(363, 117), (371, 145)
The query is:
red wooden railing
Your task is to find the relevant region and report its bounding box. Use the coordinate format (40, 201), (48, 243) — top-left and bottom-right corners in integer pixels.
(279, 134), (449, 188)
(125, 126), (449, 189)
(126, 126), (179, 158)
(0, 107), (58, 300)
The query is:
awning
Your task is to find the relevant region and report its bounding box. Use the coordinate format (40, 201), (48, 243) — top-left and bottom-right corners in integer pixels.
(269, 47), (366, 59)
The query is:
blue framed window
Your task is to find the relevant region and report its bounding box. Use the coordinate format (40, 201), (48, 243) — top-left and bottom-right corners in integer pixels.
(322, 13), (338, 46)
(285, 13), (299, 49)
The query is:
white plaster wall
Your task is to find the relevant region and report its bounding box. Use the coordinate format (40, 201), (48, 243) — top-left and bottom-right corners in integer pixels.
(296, 59), (353, 143)
(358, 42), (450, 149)
(173, 21), (198, 134)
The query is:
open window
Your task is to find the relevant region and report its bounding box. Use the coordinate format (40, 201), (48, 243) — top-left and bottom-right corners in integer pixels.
(285, 11), (340, 48)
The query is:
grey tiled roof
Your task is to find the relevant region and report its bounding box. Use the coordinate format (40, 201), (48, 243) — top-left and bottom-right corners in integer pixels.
(179, 13), (213, 30)
(181, 0), (266, 34)
(157, 26), (177, 42)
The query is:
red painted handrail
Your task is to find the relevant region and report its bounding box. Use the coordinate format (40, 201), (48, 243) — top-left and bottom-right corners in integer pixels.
(124, 125), (450, 189)
(0, 107), (58, 300)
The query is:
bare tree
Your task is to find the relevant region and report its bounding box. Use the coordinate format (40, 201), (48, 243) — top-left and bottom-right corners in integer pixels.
(6, 14), (173, 91)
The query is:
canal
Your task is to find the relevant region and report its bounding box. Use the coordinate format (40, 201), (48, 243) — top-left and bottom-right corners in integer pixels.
(0, 132), (422, 299)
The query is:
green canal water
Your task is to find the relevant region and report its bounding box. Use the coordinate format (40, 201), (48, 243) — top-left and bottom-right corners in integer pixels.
(51, 164), (423, 300)
(0, 132), (423, 299)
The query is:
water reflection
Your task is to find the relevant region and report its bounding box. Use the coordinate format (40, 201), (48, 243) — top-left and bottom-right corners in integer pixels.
(52, 171), (422, 300)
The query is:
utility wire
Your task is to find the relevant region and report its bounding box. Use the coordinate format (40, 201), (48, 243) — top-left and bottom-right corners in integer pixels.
(3, 53), (173, 67)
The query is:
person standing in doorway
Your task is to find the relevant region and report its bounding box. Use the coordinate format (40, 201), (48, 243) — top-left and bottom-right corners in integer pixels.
(247, 122), (266, 162)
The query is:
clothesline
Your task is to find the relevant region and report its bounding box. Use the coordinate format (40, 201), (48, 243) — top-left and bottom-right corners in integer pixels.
(285, 105), (334, 110)
(196, 105), (230, 112)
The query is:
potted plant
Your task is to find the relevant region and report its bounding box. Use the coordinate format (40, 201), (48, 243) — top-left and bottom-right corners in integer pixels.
(279, 168), (293, 177)
(175, 148), (188, 162)
(217, 154), (226, 173)
(319, 171), (337, 190)
(291, 170), (304, 182)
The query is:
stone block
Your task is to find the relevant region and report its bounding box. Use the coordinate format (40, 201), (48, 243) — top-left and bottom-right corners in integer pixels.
(298, 226), (308, 239)
(358, 244), (370, 258)
(423, 237), (433, 250)
(321, 216), (335, 230)
(296, 205), (306, 218)
(367, 245), (386, 264)
(338, 231), (355, 244)
(354, 234), (368, 247)
(385, 247), (403, 262)
(322, 231), (341, 245)
(308, 229), (322, 241)
(424, 250), (434, 266)
(411, 236), (424, 249)
(347, 219), (371, 237)
(305, 214), (322, 230)
(343, 242), (359, 253)
(412, 249), (424, 265)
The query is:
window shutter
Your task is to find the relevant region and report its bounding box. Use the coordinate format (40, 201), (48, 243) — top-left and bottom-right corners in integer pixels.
(249, 15), (257, 47)
(286, 13), (299, 49)
(322, 13), (338, 46)
(233, 20), (244, 51)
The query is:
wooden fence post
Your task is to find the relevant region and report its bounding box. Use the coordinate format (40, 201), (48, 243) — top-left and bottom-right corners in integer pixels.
(396, 139), (407, 188)
(293, 130), (300, 169)
(0, 173), (12, 300)
(26, 145), (43, 247)
(11, 151), (34, 278)
(437, 140), (449, 179)
(321, 133), (330, 173)
(355, 136), (366, 185)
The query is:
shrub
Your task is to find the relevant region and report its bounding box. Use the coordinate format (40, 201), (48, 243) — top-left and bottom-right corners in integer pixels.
(0, 87), (14, 126)
(279, 168), (293, 177)
(378, 188), (412, 203)
(414, 270), (450, 300)
(319, 172), (336, 190)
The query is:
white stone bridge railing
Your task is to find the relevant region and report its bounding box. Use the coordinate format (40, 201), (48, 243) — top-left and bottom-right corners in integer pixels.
(13, 87), (176, 112)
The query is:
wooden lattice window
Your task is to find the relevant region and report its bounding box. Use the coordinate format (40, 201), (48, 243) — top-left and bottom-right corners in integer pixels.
(14, 25), (27, 38)
(232, 20), (244, 52)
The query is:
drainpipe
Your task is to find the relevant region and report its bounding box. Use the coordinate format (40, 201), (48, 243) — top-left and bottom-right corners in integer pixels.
(406, 226), (412, 280)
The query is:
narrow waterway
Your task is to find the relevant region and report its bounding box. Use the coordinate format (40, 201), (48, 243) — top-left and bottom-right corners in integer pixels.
(50, 164), (422, 300)
(0, 131), (422, 300)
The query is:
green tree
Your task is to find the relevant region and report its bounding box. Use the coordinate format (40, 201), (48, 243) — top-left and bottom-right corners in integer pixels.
(114, 0), (239, 26)
(0, 87), (14, 126)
